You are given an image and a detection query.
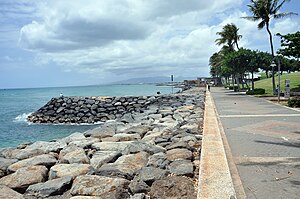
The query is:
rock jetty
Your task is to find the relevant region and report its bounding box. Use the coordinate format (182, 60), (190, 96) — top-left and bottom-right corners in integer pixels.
(0, 87), (205, 198)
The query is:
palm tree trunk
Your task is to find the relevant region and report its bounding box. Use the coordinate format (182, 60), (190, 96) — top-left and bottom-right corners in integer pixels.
(235, 41), (240, 50)
(266, 22), (276, 95)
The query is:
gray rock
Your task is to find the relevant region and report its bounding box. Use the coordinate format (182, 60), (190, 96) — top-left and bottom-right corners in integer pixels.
(60, 132), (86, 144)
(90, 151), (121, 170)
(59, 146), (89, 164)
(130, 193), (146, 199)
(0, 157), (18, 176)
(123, 141), (166, 155)
(147, 152), (169, 169)
(49, 164), (94, 180)
(8, 154), (57, 172)
(26, 141), (67, 153)
(97, 152), (149, 179)
(0, 185), (24, 199)
(129, 176), (150, 194)
(70, 175), (129, 198)
(112, 133), (141, 141)
(123, 125), (152, 137)
(68, 137), (100, 148)
(84, 126), (115, 138)
(25, 176), (72, 197)
(165, 141), (190, 150)
(138, 167), (168, 184)
(0, 165), (48, 192)
(92, 141), (133, 152)
(168, 160), (194, 177)
(150, 176), (196, 199)
(2, 148), (45, 160)
(166, 148), (192, 161)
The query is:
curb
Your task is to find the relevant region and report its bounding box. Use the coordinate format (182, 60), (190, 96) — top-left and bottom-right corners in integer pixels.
(197, 91), (236, 199)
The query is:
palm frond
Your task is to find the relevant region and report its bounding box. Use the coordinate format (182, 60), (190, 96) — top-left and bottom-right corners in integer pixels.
(258, 20), (266, 29)
(274, 12), (298, 19)
(241, 16), (260, 21)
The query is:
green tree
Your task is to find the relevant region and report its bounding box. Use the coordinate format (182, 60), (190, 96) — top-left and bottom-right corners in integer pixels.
(215, 23), (242, 51)
(277, 31), (300, 59)
(209, 52), (223, 82)
(242, 0), (297, 94)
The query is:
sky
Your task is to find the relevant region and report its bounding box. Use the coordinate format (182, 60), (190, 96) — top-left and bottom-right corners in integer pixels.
(0, 0), (299, 89)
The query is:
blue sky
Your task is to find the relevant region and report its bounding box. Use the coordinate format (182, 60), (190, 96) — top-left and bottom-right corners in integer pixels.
(0, 0), (299, 89)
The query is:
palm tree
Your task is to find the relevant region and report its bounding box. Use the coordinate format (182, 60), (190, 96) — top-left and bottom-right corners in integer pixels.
(242, 0), (297, 94)
(215, 23), (242, 51)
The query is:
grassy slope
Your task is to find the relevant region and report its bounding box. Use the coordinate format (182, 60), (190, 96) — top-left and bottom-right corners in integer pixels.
(255, 72), (300, 95)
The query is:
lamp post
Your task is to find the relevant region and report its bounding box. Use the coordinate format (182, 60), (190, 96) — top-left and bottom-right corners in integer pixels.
(270, 59), (281, 103)
(270, 61), (276, 96)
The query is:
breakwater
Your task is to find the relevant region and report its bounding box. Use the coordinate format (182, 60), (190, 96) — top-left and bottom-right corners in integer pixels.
(1, 87), (205, 198)
(27, 95), (180, 124)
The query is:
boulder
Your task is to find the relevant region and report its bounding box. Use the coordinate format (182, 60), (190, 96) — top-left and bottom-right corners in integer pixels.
(84, 126), (115, 139)
(92, 141), (133, 152)
(166, 148), (192, 161)
(70, 175), (129, 198)
(59, 146), (89, 164)
(25, 176), (72, 197)
(137, 167), (168, 184)
(97, 152), (149, 179)
(122, 141), (166, 155)
(129, 176), (150, 194)
(147, 152), (169, 169)
(3, 148), (45, 160)
(168, 160), (194, 177)
(150, 176), (196, 199)
(90, 151), (121, 170)
(0, 157), (18, 177)
(165, 141), (190, 150)
(69, 138), (100, 148)
(70, 197), (102, 199)
(130, 193), (146, 199)
(60, 132), (86, 144)
(26, 141), (67, 153)
(112, 133), (141, 141)
(0, 165), (48, 192)
(8, 154), (57, 172)
(123, 125), (152, 137)
(49, 164), (94, 180)
(0, 185), (24, 199)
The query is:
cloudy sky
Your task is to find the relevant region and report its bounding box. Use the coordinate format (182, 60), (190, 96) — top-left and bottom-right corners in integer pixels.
(0, 0), (299, 88)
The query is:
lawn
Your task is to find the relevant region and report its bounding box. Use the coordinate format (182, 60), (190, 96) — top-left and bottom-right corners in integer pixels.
(254, 72), (300, 95)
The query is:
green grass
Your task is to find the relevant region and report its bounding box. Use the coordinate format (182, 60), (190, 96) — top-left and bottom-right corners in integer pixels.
(254, 72), (300, 95)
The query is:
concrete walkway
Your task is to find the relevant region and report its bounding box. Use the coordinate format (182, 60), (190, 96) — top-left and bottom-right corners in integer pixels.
(210, 87), (300, 199)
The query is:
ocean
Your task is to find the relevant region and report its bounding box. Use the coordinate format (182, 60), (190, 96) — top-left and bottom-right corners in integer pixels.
(0, 84), (179, 148)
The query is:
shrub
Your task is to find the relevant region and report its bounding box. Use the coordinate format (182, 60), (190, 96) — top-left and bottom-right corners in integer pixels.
(288, 97), (300, 108)
(246, 88), (266, 95)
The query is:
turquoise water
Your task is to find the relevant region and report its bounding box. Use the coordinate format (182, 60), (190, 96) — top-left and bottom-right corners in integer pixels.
(0, 84), (179, 148)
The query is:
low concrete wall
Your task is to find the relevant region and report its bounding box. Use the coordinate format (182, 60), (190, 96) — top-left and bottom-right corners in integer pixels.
(27, 95), (179, 124)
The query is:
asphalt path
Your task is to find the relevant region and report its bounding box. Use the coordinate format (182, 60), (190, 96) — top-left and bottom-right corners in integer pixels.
(210, 87), (300, 199)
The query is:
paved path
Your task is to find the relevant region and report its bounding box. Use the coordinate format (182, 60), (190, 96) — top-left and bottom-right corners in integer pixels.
(210, 87), (300, 199)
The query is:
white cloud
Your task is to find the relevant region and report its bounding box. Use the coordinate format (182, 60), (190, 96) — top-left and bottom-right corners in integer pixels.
(16, 0), (299, 82)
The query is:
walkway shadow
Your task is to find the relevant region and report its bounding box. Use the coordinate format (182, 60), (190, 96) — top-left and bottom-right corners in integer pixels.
(255, 140), (300, 148)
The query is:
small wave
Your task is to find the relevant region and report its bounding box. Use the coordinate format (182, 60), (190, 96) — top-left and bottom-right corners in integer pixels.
(14, 113), (32, 123)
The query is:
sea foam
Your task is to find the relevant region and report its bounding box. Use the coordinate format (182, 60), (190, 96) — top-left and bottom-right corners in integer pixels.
(14, 113), (32, 123)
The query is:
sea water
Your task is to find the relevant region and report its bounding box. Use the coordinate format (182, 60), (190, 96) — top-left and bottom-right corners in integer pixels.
(0, 84), (179, 148)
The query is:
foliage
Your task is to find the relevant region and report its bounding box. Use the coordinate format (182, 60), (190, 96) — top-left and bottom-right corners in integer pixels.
(288, 97), (300, 108)
(277, 31), (300, 59)
(215, 23), (242, 51)
(246, 88), (266, 95)
(242, 0), (297, 94)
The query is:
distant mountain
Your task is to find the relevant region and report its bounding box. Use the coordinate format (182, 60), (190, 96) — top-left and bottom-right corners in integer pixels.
(112, 76), (197, 84)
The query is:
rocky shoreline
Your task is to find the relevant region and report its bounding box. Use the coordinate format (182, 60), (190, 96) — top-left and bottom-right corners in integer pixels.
(0, 87), (205, 199)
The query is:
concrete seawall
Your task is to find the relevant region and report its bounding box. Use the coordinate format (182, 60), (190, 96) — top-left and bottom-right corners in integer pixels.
(27, 95), (181, 124)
